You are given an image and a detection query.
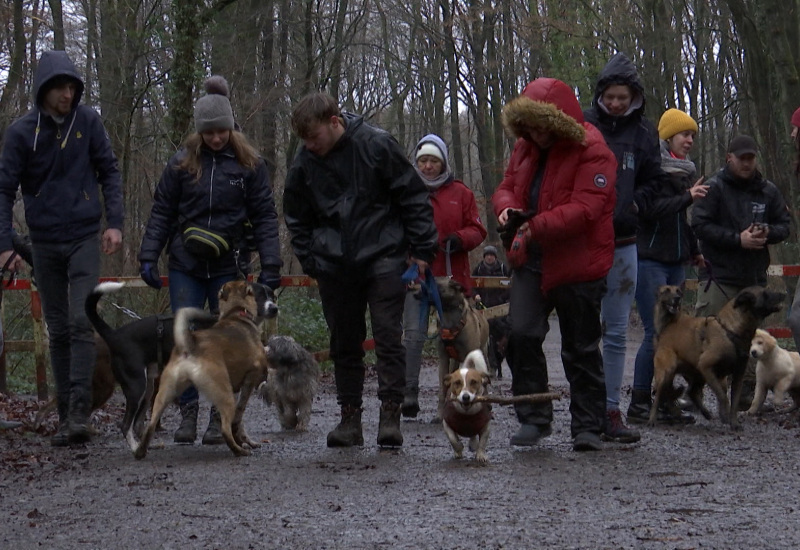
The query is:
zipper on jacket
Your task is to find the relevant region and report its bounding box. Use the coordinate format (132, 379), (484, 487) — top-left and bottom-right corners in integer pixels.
(206, 156), (216, 279)
(648, 222), (659, 248)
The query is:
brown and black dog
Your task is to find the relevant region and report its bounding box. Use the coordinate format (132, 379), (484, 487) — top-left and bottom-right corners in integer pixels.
(435, 278), (489, 419)
(651, 285), (784, 430)
(134, 280), (272, 459)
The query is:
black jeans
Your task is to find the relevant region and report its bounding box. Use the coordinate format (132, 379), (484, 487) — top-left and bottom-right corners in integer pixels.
(317, 271), (406, 408)
(507, 268), (607, 437)
(32, 235), (100, 414)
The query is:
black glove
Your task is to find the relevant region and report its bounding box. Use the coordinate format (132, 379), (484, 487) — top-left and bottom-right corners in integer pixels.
(140, 262), (162, 289)
(443, 234), (463, 253)
(258, 270), (281, 291)
(498, 210), (534, 249)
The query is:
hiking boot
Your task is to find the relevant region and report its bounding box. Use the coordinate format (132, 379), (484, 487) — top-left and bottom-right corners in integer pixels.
(626, 389), (652, 424)
(202, 407), (224, 445)
(327, 405), (364, 447)
(377, 401), (403, 447)
(657, 402), (695, 425)
(174, 400), (199, 443)
(602, 409), (641, 443)
(509, 423), (552, 446)
(401, 391), (420, 418)
(573, 431), (602, 452)
(67, 395), (92, 444)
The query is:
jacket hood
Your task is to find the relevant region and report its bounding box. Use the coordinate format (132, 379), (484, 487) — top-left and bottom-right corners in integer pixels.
(592, 52), (645, 113)
(502, 78), (586, 143)
(34, 50), (84, 110)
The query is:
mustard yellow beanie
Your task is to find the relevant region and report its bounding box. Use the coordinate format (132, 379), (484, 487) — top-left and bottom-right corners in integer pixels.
(658, 108), (698, 140)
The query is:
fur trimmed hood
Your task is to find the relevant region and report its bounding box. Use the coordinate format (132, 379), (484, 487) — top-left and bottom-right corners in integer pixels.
(502, 78), (586, 144)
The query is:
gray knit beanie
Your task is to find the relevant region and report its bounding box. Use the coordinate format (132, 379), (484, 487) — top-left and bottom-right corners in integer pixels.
(194, 75), (234, 133)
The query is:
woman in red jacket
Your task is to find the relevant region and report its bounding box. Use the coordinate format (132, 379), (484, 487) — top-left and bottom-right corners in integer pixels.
(401, 134), (487, 418)
(492, 78), (617, 451)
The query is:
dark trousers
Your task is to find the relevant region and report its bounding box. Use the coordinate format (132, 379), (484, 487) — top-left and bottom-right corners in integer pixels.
(317, 271), (406, 408)
(507, 268), (607, 437)
(32, 235), (100, 414)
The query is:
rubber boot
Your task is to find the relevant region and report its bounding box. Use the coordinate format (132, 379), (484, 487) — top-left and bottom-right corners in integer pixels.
(50, 400), (70, 447)
(202, 407), (225, 445)
(377, 401), (403, 448)
(401, 389), (420, 418)
(173, 400), (199, 443)
(67, 393), (92, 444)
(326, 405), (364, 447)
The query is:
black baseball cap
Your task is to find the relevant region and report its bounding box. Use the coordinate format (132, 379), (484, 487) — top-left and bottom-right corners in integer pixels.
(727, 135), (758, 157)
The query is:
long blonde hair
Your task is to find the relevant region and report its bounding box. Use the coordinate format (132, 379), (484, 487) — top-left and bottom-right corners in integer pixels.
(177, 130), (260, 181)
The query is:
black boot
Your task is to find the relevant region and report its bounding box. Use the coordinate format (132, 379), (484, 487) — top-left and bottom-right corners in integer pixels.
(50, 401), (70, 447)
(377, 401), (403, 448)
(67, 394), (92, 444)
(202, 407), (225, 445)
(174, 400), (199, 443)
(327, 405), (364, 447)
(401, 390), (420, 418)
(626, 389), (652, 424)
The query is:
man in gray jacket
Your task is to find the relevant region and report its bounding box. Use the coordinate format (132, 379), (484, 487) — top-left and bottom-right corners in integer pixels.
(0, 50), (123, 446)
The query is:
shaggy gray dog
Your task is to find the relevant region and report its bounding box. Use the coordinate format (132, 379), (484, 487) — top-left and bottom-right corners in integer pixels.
(260, 335), (319, 431)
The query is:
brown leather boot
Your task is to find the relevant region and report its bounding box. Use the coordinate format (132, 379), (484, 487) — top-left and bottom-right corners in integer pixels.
(327, 405), (364, 447)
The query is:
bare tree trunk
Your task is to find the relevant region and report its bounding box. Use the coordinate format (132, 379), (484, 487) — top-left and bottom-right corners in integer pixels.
(48, 0), (65, 50)
(0, 0), (26, 136)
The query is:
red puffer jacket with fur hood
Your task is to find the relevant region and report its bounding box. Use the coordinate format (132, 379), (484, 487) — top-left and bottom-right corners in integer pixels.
(492, 78), (617, 292)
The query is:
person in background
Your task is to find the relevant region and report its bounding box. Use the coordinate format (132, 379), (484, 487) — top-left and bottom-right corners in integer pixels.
(0, 50), (123, 446)
(492, 77), (617, 452)
(627, 108), (707, 425)
(583, 52), (664, 444)
(472, 245), (511, 378)
(284, 92), (438, 448)
(783, 108), (800, 351)
(401, 134), (486, 419)
(139, 75), (282, 445)
(691, 134), (791, 409)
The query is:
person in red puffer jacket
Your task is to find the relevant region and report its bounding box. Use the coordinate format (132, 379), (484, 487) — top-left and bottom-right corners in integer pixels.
(492, 77), (617, 452)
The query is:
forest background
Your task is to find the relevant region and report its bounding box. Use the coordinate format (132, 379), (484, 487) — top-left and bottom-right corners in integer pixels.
(2, 0), (800, 276)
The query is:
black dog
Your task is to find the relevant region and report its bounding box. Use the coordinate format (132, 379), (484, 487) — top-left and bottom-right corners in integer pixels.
(85, 280), (277, 451)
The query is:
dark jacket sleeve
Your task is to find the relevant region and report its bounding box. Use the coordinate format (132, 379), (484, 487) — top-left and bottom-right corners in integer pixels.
(139, 158), (182, 263)
(632, 126), (668, 219)
(86, 108), (123, 230)
(246, 159), (282, 277)
(381, 137), (438, 263)
(0, 124), (26, 251)
(764, 182), (791, 245)
(283, 160), (318, 276)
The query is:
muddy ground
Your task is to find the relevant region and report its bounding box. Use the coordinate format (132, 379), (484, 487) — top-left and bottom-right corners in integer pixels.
(2, 321), (800, 549)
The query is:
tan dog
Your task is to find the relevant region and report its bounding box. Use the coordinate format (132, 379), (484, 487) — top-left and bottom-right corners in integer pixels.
(134, 280), (270, 459)
(651, 286), (784, 430)
(442, 349), (491, 463)
(747, 329), (800, 414)
(435, 278), (489, 418)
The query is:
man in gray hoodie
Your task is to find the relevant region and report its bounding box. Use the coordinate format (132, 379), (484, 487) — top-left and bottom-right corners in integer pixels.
(0, 50), (123, 446)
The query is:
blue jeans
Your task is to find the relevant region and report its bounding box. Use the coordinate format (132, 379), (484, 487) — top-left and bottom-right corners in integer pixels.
(32, 235), (100, 414)
(169, 269), (235, 405)
(632, 259), (685, 392)
(600, 244), (637, 410)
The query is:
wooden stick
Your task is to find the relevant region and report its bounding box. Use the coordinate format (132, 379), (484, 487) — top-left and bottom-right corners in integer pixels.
(472, 392), (561, 404)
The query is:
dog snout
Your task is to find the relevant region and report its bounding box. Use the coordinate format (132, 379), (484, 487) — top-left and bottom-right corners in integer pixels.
(459, 392), (473, 405)
(262, 302), (279, 319)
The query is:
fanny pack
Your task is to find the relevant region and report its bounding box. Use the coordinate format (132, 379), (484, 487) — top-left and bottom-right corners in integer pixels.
(181, 226), (231, 261)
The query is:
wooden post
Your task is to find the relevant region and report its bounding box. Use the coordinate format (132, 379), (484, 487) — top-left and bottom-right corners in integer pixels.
(31, 286), (48, 401)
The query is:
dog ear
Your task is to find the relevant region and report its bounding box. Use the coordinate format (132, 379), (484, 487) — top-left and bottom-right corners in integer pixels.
(482, 373), (491, 386)
(733, 288), (756, 309)
(218, 284), (229, 301)
(443, 373), (453, 388)
(448, 278), (465, 294)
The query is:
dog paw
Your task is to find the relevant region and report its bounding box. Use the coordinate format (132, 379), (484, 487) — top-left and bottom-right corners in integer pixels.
(476, 451), (489, 464)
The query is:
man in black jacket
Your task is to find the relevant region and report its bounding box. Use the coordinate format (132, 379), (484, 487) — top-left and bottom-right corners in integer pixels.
(284, 92), (438, 449)
(692, 135), (790, 315)
(0, 50), (123, 446)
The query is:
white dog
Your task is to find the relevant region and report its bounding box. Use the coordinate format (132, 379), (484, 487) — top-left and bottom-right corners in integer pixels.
(747, 329), (800, 414)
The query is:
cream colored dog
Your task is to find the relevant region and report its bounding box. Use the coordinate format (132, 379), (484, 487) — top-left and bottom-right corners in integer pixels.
(747, 329), (800, 414)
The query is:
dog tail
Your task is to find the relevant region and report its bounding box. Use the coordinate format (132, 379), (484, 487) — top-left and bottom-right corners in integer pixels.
(85, 282), (126, 343)
(174, 307), (211, 353)
(463, 349), (489, 375)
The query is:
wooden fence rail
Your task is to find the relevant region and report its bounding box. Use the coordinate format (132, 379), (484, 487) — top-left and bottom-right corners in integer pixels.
(1, 269), (797, 398)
